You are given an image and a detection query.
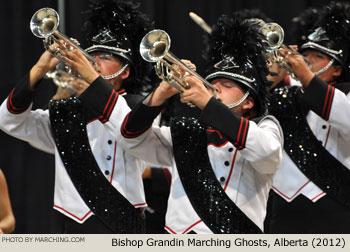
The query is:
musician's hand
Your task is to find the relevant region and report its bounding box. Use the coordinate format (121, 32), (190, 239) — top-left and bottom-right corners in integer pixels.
(180, 75), (212, 109)
(148, 81), (179, 106)
(279, 45), (314, 87)
(148, 59), (197, 106)
(36, 48), (61, 71)
(69, 78), (90, 97)
(289, 45), (298, 51)
(51, 86), (74, 100)
(63, 49), (99, 84)
(179, 59), (197, 73)
(267, 62), (287, 90)
(30, 47), (61, 88)
(142, 166), (152, 179)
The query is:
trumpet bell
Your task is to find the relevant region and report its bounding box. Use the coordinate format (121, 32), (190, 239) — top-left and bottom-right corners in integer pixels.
(30, 7), (98, 92)
(259, 22), (284, 50)
(139, 29), (217, 98)
(30, 8), (59, 38)
(140, 29), (171, 62)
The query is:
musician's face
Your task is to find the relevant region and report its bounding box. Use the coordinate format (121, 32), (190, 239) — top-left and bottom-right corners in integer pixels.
(301, 49), (342, 82)
(211, 78), (254, 116)
(90, 52), (130, 89)
(267, 62), (287, 90)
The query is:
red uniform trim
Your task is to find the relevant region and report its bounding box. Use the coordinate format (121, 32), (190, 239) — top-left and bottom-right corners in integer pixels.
(324, 125), (332, 148)
(321, 85), (332, 118)
(182, 220), (203, 234)
(54, 205), (92, 221)
(236, 117), (244, 144)
(7, 89), (29, 114)
(224, 149), (238, 191)
(234, 117), (248, 150)
(109, 141), (117, 183)
(164, 225), (177, 234)
(133, 202), (147, 207)
(240, 118), (249, 148)
(325, 87), (335, 120)
(207, 141), (229, 148)
(120, 113), (151, 138)
(311, 192), (325, 201)
(272, 180), (311, 200)
(321, 85), (335, 120)
(206, 128), (223, 139)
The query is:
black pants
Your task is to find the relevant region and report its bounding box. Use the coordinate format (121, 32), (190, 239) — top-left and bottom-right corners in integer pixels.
(268, 191), (350, 233)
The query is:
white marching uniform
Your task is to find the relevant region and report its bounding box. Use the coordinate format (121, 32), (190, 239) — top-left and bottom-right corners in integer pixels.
(272, 77), (350, 202)
(0, 74), (147, 224)
(116, 96), (284, 234)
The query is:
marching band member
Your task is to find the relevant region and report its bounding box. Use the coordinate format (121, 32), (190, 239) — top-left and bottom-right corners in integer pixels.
(104, 13), (283, 234)
(0, 0), (154, 233)
(268, 1), (350, 233)
(267, 7), (321, 91)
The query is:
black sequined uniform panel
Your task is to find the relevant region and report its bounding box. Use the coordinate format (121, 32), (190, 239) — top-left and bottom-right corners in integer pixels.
(170, 117), (262, 234)
(49, 97), (145, 233)
(269, 86), (350, 210)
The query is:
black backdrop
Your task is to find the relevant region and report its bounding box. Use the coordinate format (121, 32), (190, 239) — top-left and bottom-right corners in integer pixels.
(0, 0), (331, 233)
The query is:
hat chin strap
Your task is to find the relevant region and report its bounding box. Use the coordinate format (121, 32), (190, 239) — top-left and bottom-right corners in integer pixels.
(227, 91), (250, 109)
(102, 63), (129, 80)
(314, 59), (334, 76)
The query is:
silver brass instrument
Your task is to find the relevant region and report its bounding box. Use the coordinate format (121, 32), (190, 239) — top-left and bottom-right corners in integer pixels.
(259, 22), (295, 74)
(45, 64), (77, 94)
(140, 29), (217, 97)
(30, 7), (96, 66)
(249, 19), (311, 78)
(258, 22), (284, 50)
(30, 7), (96, 93)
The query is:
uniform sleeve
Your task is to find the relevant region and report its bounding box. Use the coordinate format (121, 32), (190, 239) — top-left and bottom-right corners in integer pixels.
(300, 76), (350, 139)
(239, 116), (283, 174)
(199, 97), (283, 174)
(118, 101), (174, 168)
(80, 81), (174, 167)
(79, 76), (134, 141)
(79, 76), (120, 123)
(199, 97), (252, 149)
(0, 73), (55, 154)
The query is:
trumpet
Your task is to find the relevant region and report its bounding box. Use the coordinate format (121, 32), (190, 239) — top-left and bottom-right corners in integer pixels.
(30, 7), (96, 66)
(248, 19), (311, 79)
(140, 29), (217, 97)
(30, 7), (96, 93)
(258, 21), (284, 50)
(45, 64), (78, 94)
(246, 19), (284, 50)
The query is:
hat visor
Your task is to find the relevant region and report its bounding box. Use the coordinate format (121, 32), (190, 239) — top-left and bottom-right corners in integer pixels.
(300, 42), (343, 66)
(205, 71), (256, 94)
(85, 45), (135, 75)
(85, 45), (134, 64)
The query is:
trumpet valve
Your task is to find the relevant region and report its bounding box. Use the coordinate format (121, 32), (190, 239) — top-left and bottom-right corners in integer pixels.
(182, 80), (190, 89)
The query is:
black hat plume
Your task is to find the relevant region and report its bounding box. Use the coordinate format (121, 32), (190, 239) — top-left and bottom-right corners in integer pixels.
(82, 0), (156, 93)
(301, 1), (350, 78)
(204, 13), (270, 116)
